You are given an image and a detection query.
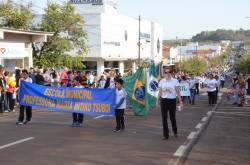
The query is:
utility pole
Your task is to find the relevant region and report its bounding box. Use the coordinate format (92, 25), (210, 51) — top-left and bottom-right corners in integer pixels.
(138, 15), (141, 67)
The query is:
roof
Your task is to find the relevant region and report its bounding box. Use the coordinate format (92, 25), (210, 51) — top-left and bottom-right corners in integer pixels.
(0, 28), (54, 36)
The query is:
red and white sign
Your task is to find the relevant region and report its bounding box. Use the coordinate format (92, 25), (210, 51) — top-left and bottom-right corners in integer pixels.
(0, 43), (28, 58)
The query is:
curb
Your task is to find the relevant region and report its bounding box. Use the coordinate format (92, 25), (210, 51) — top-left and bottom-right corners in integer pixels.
(168, 96), (222, 165)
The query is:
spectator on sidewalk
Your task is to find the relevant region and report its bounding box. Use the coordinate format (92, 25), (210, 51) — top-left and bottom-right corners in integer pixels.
(0, 65), (6, 113)
(98, 75), (106, 88)
(3, 71), (10, 112)
(104, 68), (118, 89)
(6, 73), (16, 112)
(60, 67), (69, 86)
(35, 69), (45, 85)
(238, 74), (246, 107)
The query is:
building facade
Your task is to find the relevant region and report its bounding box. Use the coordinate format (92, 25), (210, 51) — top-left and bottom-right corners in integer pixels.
(172, 42), (222, 62)
(71, 0), (163, 76)
(0, 28), (53, 72)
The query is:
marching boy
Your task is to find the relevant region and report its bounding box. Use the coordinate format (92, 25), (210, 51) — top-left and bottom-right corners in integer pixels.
(113, 79), (126, 132)
(72, 76), (84, 127)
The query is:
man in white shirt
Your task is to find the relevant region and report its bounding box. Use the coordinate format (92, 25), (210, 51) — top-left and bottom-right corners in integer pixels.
(220, 74), (226, 88)
(157, 68), (183, 140)
(194, 75), (202, 94)
(189, 74), (197, 105)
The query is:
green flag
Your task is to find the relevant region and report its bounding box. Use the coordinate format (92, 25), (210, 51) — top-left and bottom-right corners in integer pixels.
(123, 66), (149, 116)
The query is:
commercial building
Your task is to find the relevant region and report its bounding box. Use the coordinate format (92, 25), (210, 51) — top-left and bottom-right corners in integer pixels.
(71, 0), (163, 76)
(0, 28), (53, 71)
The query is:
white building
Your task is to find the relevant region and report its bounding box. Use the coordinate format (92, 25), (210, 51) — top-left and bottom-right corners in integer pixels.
(172, 42), (222, 62)
(0, 28), (53, 71)
(72, 0), (163, 76)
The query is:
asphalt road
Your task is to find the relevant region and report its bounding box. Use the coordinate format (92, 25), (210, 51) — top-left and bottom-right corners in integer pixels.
(0, 92), (213, 165)
(185, 96), (250, 165)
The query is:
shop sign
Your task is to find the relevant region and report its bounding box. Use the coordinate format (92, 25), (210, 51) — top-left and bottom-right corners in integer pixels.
(71, 0), (103, 5)
(0, 46), (26, 58)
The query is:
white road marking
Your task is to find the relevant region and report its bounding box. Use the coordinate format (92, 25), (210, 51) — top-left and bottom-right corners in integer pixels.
(207, 111), (213, 115)
(0, 137), (35, 150)
(201, 117), (208, 122)
(195, 123), (203, 129)
(174, 145), (187, 157)
(214, 116), (234, 119)
(93, 115), (105, 119)
(187, 132), (198, 140)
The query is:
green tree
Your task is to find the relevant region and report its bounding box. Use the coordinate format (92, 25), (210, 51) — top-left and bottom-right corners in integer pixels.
(236, 51), (250, 74)
(33, 1), (87, 69)
(209, 55), (221, 68)
(180, 56), (208, 75)
(0, 0), (33, 29)
(192, 29), (250, 42)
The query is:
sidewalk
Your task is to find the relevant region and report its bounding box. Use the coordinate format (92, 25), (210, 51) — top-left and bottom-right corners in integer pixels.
(185, 95), (250, 165)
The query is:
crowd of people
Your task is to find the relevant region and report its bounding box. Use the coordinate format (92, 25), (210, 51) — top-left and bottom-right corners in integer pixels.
(157, 67), (249, 140)
(0, 63), (249, 139)
(173, 71), (249, 107)
(0, 66), (126, 130)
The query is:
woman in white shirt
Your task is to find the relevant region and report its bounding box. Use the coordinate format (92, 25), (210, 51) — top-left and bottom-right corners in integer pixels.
(204, 74), (218, 106)
(157, 68), (183, 140)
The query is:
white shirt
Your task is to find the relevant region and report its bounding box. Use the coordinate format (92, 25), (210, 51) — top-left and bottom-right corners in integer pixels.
(189, 79), (196, 89)
(220, 75), (225, 81)
(99, 80), (106, 88)
(204, 79), (217, 92)
(195, 76), (202, 83)
(116, 88), (126, 109)
(159, 78), (180, 99)
(109, 77), (116, 89)
(179, 81), (191, 96)
(88, 74), (94, 84)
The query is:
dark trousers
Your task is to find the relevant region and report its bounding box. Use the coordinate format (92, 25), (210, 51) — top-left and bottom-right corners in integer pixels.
(0, 92), (3, 112)
(115, 109), (125, 130)
(195, 83), (199, 94)
(207, 91), (216, 105)
(220, 80), (225, 88)
(18, 105), (32, 122)
(0, 92), (9, 112)
(6, 92), (15, 111)
(72, 113), (84, 123)
(181, 96), (191, 104)
(190, 89), (196, 104)
(215, 87), (219, 104)
(160, 98), (177, 137)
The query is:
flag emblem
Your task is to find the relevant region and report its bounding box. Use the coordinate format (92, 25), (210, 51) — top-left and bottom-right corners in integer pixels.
(132, 80), (145, 105)
(149, 80), (158, 92)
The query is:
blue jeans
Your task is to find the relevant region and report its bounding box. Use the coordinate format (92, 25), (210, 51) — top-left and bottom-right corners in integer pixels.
(190, 89), (196, 104)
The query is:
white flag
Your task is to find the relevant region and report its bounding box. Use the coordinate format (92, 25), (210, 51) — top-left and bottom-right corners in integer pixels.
(146, 68), (159, 98)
